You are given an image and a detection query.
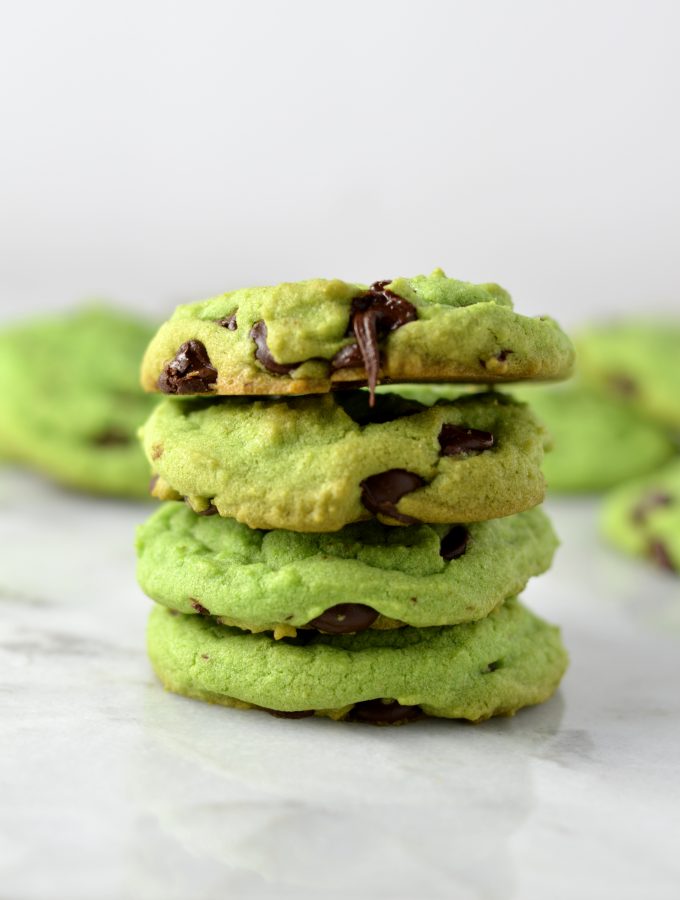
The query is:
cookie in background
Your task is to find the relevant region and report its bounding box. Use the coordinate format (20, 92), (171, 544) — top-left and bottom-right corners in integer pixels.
(0, 304), (158, 498)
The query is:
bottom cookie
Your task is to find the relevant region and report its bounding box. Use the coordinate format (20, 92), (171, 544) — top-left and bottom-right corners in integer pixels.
(147, 598), (568, 723)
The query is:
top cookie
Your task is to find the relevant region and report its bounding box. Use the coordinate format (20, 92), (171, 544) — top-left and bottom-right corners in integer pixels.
(577, 320), (680, 430)
(141, 270), (574, 401)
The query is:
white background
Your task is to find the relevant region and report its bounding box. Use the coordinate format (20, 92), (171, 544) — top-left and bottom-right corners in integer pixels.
(1, 0), (679, 325)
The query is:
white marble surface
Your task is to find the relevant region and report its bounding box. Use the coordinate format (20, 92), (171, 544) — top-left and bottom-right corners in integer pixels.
(1, 468), (679, 900)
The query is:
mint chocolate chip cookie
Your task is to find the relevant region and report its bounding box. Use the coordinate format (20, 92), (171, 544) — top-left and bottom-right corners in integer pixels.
(141, 270), (574, 402)
(577, 320), (680, 430)
(147, 597), (568, 723)
(600, 460), (680, 574)
(142, 390), (550, 531)
(137, 503), (557, 636)
(0, 305), (157, 497)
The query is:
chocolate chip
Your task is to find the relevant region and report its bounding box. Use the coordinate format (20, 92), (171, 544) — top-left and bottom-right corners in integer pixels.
(360, 469), (425, 524)
(307, 603), (379, 634)
(330, 343), (364, 370)
(332, 281), (417, 405)
(217, 314), (238, 330)
(649, 540), (676, 573)
(438, 424), (494, 456)
(483, 660), (502, 673)
(351, 699), (423, 725)
(440, 525), (469, 561)
(335, 391), (426, 426)
(158, 340), (217, 394)
(250, 320), (302, 375)
(607, 373), (638, 397)
(92, 428), (130, 446)
(631, 492), (673, 525)
(496, 349), (512, 362)
(196, 503), (218, 517)
(261, 707), (315, 719)
(190, 599), (211, 615)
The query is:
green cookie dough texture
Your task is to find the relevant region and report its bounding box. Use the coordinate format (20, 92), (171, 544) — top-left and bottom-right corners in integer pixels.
(137, 503), (558, 634)
(577, 320), (680, 430)
(142, 391), (550, 531)
(141, 269), (574, 396)
(0, 305), (157, 497)
(147, 597), (568, 722)
(600, 459), (680, 574)
(509, 383), (676, 492)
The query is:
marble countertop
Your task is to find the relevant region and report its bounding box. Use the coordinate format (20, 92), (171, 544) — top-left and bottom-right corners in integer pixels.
(1, 469), (679, 900)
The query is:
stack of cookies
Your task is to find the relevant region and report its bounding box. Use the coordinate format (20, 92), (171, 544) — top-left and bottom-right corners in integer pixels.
(136, 270), (574, 724)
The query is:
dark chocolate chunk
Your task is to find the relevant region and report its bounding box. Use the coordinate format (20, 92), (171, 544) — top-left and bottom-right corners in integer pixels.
(440, 525), (470, 561)
(360, 469), (425, 524)
(332, 281), (417, 405)
(649, 540), (677, 573)
(261, 707), (315, 719)
(330, 342), (364, 370)
(250, 320), (302, 375)
(92, 428), (130, 446)
(438, 424), (494, 456)
(158, 340), (217, 394)
(190, 599), (211, 616)
(217, 313), (238, 330)
(196, 503), (219, 517)
(307, 603), (379, 634)
(607, 373), (638, 397)
(496, 349), (512, 362)
(483, 660), (502, 673)
(335, 391), (426, 426)
(631, 492), (673, 525)
(352, 699), (423, 725)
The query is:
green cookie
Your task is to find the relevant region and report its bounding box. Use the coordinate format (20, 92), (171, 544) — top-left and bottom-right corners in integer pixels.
(136, 503), (558, 636)
(0, 305), (157, 498)
(141, 269), (574, 399)
(147, 598), (568, 723)
(390, 382), (675, 492)
(600, 460), (680, 574)
(142, 391), (550, 531)
(509, 384), (676, 492)
(577, 321), (680, 430)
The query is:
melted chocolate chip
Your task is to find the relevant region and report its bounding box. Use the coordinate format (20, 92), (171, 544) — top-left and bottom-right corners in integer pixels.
(250, 320), (302, 375)
(335, 391), (426, 426)
(158, 340), (217, 394)
(190, 599), (210, 615)
(631, 492), (673, 525)
(360, 469), (425, 524)
(92, 428), (130, 447)
(649, 540), (677, 573)
(307, 603), (379, 634)
(217, 314), (238, 330)
(330, 342), (364, 370)
(438, 424), (494, 456)
(261, 707), (315, 719)
(332, 281), (417, 405)
(440, 525), (470, 561)
(352, 699), (423, 725)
